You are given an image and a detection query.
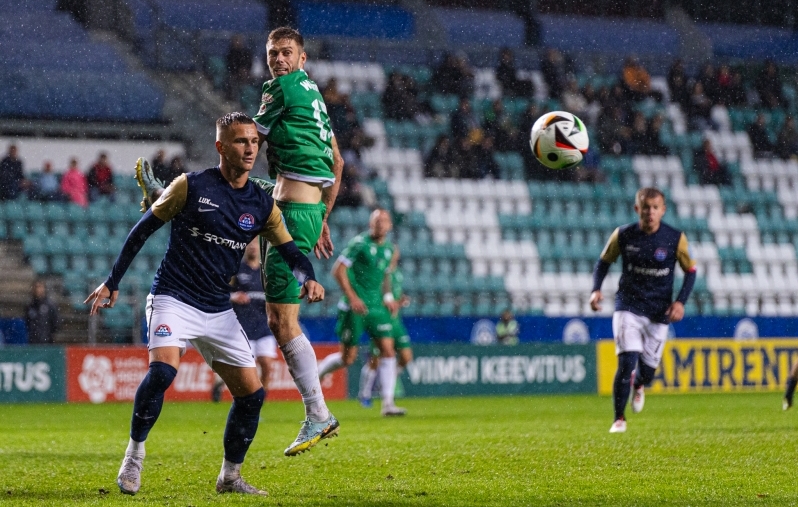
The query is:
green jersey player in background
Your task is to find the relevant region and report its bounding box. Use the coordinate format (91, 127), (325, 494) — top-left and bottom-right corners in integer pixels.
(317, 209), (407, 416)
(252, 26), (344, 455)
(358, 250), (414, 409)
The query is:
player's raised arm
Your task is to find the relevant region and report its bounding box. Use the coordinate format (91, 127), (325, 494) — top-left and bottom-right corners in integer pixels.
(590, 227), (621, 312)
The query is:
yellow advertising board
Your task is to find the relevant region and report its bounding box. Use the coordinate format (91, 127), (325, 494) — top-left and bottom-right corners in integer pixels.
(597, 339), (798, 395)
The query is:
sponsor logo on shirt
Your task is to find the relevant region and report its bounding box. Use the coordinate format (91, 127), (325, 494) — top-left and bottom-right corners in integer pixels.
(188, 227), (248, 250)
(625, 245), (640, 252)
(154, 324), (172, 337)
(238, 213), (255, 231)
(198, 197), (219, 208)
(627, 264), (670, 277)
(654, 248), (667, 261)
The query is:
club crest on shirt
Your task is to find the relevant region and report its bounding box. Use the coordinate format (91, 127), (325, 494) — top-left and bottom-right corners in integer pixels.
(654, 247), (667, 261)
(261, 92), (274, 104)
(154, 324), (172, 337)
(258, 103), (267, 115)
(238, 213), (255, 231)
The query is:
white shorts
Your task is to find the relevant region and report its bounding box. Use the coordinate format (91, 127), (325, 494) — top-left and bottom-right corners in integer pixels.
(146, 294), (256, 368)
(612, 310), (669, 368)
(251, 335), (278, 359)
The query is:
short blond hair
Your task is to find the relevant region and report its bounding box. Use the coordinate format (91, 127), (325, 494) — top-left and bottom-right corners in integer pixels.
(635, 187), (665, 207)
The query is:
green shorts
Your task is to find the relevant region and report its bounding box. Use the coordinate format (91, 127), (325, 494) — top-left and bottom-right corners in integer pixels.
(371, 315), (411, 356)
(263, 200), (326, 304)
(335, 307), (394, 347)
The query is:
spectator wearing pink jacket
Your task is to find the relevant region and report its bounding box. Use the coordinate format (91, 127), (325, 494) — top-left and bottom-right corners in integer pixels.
(60, 157), (88, 207)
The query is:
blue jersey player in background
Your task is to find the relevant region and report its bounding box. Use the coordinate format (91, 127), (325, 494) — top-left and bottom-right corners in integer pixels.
(85, 113), (326, 497)
(230, 239), (278, 398)
(590, 187), (697, 434)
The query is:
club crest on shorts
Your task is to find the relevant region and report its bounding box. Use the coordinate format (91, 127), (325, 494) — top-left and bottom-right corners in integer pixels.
(654, 248), (667, 261)
(154, 324), (172, 337)
(238, 213), (255, 231)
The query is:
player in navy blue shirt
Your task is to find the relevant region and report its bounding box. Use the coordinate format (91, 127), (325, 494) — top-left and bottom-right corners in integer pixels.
(85, 113), (326, 497)
(590, 187), (697, 433)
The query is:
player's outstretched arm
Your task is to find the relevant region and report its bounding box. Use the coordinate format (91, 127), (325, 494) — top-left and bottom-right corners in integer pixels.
(272, 240), (323, 302)
(84, 284), (118, 315)
(86, 209), (166, 314)
(314, 136), (344, 260)
(589, 290), (603, 312)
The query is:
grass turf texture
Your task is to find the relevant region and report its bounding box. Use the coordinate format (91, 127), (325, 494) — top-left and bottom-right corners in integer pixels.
(0, 393), (795, 506)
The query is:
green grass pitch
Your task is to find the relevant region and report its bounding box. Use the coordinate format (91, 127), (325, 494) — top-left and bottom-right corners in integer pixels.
(1, 393), (796, 506)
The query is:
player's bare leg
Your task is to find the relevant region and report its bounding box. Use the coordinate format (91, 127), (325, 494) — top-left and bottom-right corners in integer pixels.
(212, 362), (267, 496)
(268, 302), (338, 455)
(784, 361), (798, 410)
(117, 346), (181, 495)
(318, 343), (358, 379)
(256, 355), (272, 398)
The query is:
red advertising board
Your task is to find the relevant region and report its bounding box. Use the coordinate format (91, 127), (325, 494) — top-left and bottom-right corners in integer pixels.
(66, 345), (346, 403)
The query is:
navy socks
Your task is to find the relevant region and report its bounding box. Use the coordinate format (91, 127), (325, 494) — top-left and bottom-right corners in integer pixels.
(613, 352), (638, 421)
(223, 387), (265, 464)
(130, 361), (177, 442)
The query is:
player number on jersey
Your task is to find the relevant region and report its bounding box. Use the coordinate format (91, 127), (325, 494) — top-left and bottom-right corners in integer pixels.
(312, 99), (330, 142)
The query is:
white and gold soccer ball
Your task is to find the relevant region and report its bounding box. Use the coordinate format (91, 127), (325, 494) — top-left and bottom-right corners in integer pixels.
(529, 111), (589, 169)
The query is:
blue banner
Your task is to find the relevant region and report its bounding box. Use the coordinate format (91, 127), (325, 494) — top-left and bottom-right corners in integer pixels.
(302, 316), (798, 344)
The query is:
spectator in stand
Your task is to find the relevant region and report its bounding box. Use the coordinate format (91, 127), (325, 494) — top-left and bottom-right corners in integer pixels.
(597, 106), (632, 155)
(383, 71), (413, 121)
(562, 78), (588, 120)
(629, 112), (649, 155)
(747, 113), (775, 157)
(540, 48), (567, 99)
(87, 152), (115, 202)
(451, 137), (479, 179)
(715, 64), (741, 107)
(667, 59), (690, 109)
(0, 144), (28, 201)
(431, 52), (474, 98)
(756, 59), (784, 109)
(424, 135), (456, 178)
(25, 280), (60, 344)
(450, 98), (481, 143)
(323, 78), (359, 149)
(517, 103), (541, 151)
(697, 63), (719, 105)
(482, 99), (519, 152)
(151, 150), (169, 183)
(495, 47), (534, 98)
(694, 139), (731, 186)
(61, 157), (88, 207)
(727, 69), (748, 106)
(335, 162), (364, 208)
(225, 35), (253, 101)
(777, 116), (798, 160)
(581, 83), (603, 127)
(645, 114), (669, 156)
(621, 56), (662, 103)
(474, 136), (499, 179)
(687, 82), (713, 131)
(31, 161), (63, 202)
(574, 144), (603, 183)
(165, 156), (187, 185)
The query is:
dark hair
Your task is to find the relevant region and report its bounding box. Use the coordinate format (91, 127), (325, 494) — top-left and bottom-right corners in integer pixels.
(635, 187), (665, 206)
(216, 112), (254, 129)
(267, 26), (304, 48)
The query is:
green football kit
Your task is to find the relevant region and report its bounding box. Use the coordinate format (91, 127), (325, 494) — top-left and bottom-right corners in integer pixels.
(335, 233), (395, 346)
(371, 268), (411, 357)
(253, 68), (335, 304)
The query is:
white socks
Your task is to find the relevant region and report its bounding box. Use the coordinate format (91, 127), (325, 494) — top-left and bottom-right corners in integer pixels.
(378, 357), (397, 408)
(359, 363), (378, 400)
(220, 459), (241, 481)
(317, 352), (344, 379)
(280, 334), (330, 422)
(126, 438), (145, 458)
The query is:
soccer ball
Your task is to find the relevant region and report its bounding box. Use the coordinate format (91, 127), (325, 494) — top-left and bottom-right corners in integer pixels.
(529, 111), (589, 169)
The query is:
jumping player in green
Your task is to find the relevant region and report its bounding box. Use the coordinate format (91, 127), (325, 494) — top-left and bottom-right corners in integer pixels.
(317, 209), (407, 416)
(252, 26), (344, 455)
(358, 253), (414, 409)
